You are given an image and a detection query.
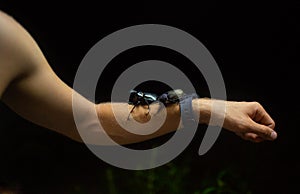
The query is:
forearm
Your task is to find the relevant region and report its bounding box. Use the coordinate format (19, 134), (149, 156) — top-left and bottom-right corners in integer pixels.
(96, 102), (181, 144)
(94, 98), (214, 145)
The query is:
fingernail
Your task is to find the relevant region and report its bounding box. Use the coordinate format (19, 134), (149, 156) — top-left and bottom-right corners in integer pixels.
(271, 131), (277, 139)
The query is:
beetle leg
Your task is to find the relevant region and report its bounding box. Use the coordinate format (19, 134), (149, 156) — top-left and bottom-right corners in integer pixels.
(127, 104), (137, 120)
(130, 105), (136, 113)
(145, 100), (150, 115)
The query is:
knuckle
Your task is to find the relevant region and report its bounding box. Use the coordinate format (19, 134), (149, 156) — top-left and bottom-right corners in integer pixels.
(269, 121), (276, 129)
(251, 101), (262, 109)
(248, 101), (264, 114)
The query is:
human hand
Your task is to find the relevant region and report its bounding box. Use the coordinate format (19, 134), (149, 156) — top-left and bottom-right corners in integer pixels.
(222, 101), (277, 142)
(196, 99), (277, 143)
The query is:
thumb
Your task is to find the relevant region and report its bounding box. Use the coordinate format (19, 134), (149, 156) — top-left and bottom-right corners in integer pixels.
(249, 120), (277, 140)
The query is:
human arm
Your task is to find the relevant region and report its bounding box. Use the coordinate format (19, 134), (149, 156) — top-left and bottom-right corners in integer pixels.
(0, 11), (276, 145)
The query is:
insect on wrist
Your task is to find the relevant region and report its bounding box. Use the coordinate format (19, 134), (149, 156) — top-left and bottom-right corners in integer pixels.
(127, 89), (185, 120)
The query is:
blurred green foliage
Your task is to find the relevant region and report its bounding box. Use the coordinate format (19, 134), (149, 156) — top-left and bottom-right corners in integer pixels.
(104, 163), (253, 194)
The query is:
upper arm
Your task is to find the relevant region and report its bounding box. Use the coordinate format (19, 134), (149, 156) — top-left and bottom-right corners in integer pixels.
(0, 12), (21, 97)
(0, 10), (63, 106)
(0, 10), (42, 97)
(0, 11), (80, 139)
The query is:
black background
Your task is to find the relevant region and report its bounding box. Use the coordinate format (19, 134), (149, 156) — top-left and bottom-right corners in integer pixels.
(0, 1), (299, 193)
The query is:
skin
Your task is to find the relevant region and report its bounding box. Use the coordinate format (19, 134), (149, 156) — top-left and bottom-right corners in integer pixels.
(0, 11), (277, 145)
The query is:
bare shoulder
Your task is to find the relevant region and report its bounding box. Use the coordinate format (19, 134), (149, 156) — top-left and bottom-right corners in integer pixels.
(0, 10), (47, 98)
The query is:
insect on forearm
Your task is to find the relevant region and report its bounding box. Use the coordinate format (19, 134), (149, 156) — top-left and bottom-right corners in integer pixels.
(127, 89), (185, 120)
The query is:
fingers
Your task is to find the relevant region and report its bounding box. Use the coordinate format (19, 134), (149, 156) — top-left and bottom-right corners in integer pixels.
(244, 102), (277, 141)
(244, 133), (264, 143)
(236, 132), (264, 143)
(224, 101), (277, 143)
(249, 120), (277, 141)
(236, 120), (277, 142)
(252, 102), (275, 129)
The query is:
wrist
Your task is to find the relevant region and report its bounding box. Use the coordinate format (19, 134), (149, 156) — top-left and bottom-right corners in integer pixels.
(192, 98), (212, 125)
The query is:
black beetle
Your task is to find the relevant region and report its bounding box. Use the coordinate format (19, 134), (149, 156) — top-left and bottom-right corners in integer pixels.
(127, 89), (185, 120)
